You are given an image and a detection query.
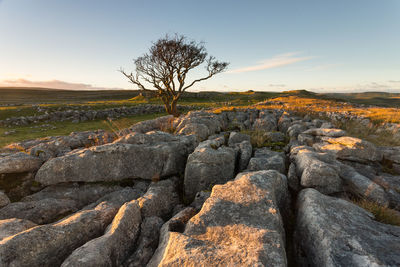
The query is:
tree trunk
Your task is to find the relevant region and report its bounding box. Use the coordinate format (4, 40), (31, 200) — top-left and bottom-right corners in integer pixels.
(170, 100), (179, 117)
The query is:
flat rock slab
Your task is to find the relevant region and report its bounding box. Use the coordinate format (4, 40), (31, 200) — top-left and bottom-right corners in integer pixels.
(36, 140), (193, 185)
(295, 188), (400, 267)
(153, 170), (289, 266)
(0, 152), (42, 174)
(315, 136), (382, 162)
(0, 188), (141, 267)
(0, 218), (37, 241)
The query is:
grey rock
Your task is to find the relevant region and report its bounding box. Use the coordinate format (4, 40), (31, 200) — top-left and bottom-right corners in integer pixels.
(147, 207), (197, 267)
(301, 161), (343, 194)
(184, 143), (235, 200)
(0, 191), (10, 208)
(21, 183), (123, 206)
(189, 190), (211, 211)
(0, 198), (78, 224)
(0, 187), (141, 267)
(295, 188), (400, 267)
(315, 136), (383, 162)
(338, 164), (389, 206)
(138, 178), (180, 218)
(36, 136), (195, 185)
(150, 170), (288, 266)
(227, 131), (250, 146)
(235, 140), (252, 172)
(0, 152), (42, 174)
(124, 216), (164, 267)
(0, 218), (37, 241)
(381, 146), (400, 164)
(61, 200), (142, 267)
(303, 128), (346, 137)
(287, 163), (301, 192)
(297, 133), (315, 146)
(247, 155), (286, 174)
(264, 131), (286, 143)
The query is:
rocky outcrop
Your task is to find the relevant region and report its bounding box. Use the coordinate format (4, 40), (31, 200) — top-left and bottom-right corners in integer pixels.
(0, 152), (42, 174)
(0, 192), (10, 208)
(314, 136), (383, 162)
(61, 200), (142, 267)
(0, 188), (142, 267)
(151, 170), (289, 266)
(295, 189), (400, 267)
(35, 133), (195, 185)
(184, 139), (235, 200)
(0, 218), (37, 241)
(247, 147), (286, 174)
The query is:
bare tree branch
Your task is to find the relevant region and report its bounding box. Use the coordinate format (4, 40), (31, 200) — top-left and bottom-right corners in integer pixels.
(120, 34), (229, 116)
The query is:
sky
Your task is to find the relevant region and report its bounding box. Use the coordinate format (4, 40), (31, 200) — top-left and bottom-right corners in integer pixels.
(0, 0), (399, 92)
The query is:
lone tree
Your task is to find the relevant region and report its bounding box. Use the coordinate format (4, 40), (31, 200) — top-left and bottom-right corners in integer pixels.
(120, 34), (229, 116)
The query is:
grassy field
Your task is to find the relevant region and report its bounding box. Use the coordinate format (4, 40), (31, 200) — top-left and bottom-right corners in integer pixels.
(1, 87), (399, 147)
(0, 113), (166, 147)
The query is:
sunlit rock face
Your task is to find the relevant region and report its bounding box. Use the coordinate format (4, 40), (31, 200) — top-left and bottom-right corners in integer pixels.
(314, 136), (383, 162)
(35, 133), (196, 185)
(151, 170), (289, 267)
(295, 189), (400, 267)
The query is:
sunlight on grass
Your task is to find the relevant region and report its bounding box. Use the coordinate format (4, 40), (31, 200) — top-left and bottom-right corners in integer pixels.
(0, 113), (166, 147)
(353, 199), (400, 226)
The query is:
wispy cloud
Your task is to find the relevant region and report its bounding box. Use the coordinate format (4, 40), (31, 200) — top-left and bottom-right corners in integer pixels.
(388, 80), (400, 83)
(304, 63), (340, 72)
(268, 84), (286, 87)
(0, 79), (124, 90)
(227, 52), (313, 74)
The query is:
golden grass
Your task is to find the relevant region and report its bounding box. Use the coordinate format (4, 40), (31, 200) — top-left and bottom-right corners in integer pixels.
(354, 199), (400, 226)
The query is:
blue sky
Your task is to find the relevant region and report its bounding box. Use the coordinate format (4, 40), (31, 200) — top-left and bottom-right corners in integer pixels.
(0, 0), (399, 92)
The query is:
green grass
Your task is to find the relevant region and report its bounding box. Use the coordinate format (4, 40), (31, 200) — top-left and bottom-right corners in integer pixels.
(0, 113), (166, 147)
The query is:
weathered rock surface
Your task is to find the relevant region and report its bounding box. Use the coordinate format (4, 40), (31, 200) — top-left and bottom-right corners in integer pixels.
(0, 152), (42, 174)
(303, 128), (346, 137)
(0, 191), (10, 208)
(151, 170), (289, 266)
(295, 188), (400, 267)
(36, 134), (195, 185)
(138, 178), (180, 218)
(147, 207), (197, 267)
(124, 216), (164, 267)
(61, 200), (142, 267)
(248, 148), (286, 174)
(301, 161), (342, 194)
(315, 136), (383, 162)
(21, 183), (125, 204)
(227, 131), (250, 146)
(0, 198), (78, 224)
(0, 188), (141, 267)
(0, 218), (37, 241)
(338, 163), (389, 206)
(184, 141), (235, 200)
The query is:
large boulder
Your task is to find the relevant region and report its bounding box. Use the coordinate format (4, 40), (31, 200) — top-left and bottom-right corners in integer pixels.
(302, 128), (346, 137)
(61, 200), (142, 267)
(124, 216), (164, 267)
(0, 152), (42, 174)
(0, 198), (78, 224)
(227, 131), (250, 146)
(184, 142), (235, 200)
(295, 188), (400, 266)
(151, 170), (289, 266)
(0, 192), (10, 208)
(0, 218), (37, 241)
(301, 161), (342, 194)
(314, 136), (383, 162)
(21, 183), (126, 205)
(247, 148), (286, 174)
(0, 188), (141, 267)
(338, 163), (389, 206)
(36, 134), (195, 185)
